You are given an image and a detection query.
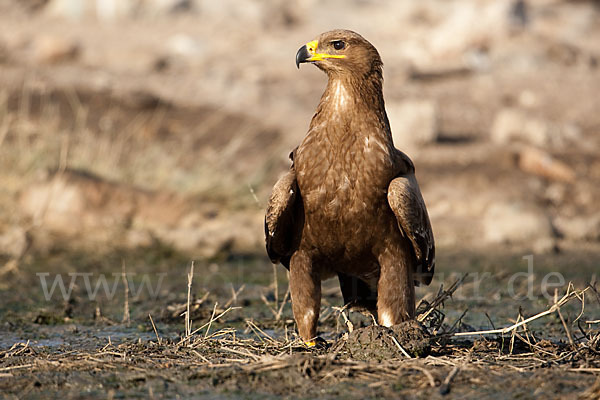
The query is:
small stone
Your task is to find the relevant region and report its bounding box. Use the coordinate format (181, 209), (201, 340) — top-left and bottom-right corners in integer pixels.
(166, 34), (202, 57)
(517, 146), (576, 183)
(33, 35), (79, 64)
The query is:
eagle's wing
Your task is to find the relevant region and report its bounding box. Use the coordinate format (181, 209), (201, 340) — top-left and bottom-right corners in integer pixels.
(387, 173), (435, 285)
(265, 169), (302, 269)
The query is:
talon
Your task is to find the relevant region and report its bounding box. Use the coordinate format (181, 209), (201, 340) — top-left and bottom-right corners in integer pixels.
(304, 337), (327, 349)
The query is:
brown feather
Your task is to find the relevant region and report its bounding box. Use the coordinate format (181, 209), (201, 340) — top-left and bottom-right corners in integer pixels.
(388, 171), (436, 285)
(264, 30), (435, 340)
(264, 170), (303, 268)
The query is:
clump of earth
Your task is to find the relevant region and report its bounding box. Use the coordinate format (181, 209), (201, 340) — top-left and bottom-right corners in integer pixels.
(332, 320), (431, 360)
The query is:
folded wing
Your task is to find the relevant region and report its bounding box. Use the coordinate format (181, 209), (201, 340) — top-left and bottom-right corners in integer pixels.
(265, 170), (303, 269)
(387, 173), (435, 285)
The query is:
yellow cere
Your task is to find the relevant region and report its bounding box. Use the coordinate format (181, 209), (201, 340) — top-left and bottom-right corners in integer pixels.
(304, 340), (317, 347)
(305, 40), (346, 62)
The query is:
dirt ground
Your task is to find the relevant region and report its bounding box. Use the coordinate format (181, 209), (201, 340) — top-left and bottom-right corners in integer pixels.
(0, 0), (600, 398)
(0, 248), (598, 399)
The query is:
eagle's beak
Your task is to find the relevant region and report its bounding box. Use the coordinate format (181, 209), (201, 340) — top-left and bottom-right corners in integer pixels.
(296, 44), (311, 69)
(296, 40), (345, 69)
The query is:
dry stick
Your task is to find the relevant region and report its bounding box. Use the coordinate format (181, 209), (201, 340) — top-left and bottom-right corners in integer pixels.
(246, 320), (277, 344)
(332, 306), (354, 333)
(191, 349), (210, 363)
(521, 318), (535, 350)
(245, 321), (267, 344)
(447, 308), (469, 334)
(439, 365), (460, 395)
(177, 306), (239, 346)
(249, 320), (276, 343)
(275, 271), (293, 322)
(275, 285), (291, 321)
(14, 341), (30, 357)
(554, 289), (579, 355)
(454, 285), (587, 337)
(568, 368), (600, 373)
(518, 305), (538, 346)
(418, 275), (468, 323)
(390, 336), (411, 358)
(193, 307), (238, 337)
(318, 307), (336, 324)
(205, 302), (219, 338)
(224, 284), (245, 308)
(509, 313), (522, 355)
(260, 292), (278, 318)
(185, 261), (195, 345)
(148, 314), (161, 345)
(207, 326), (236, 338)
(0, 364), (33, 372)
(484, 312), (496, 330)
(586, 320), (600, 324)
(121, 261), (130, 326)
(512, 332), (552, 358)
(0, 341), (30, 359)
(247, 183), (261, 207)
(408, 366), (437, 388)
(220, 346), (260, 361)
(439, 354), (470, 395)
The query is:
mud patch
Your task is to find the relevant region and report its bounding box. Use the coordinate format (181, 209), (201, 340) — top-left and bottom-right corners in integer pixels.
(333, 321), (431, 361)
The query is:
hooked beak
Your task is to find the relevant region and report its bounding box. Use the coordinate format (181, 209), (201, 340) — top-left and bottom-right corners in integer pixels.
(295, 40), (345, 69)
(295, 44), (311, 69)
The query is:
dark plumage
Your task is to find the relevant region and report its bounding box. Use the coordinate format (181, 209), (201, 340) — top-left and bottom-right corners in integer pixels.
(265, 30), (435, 344)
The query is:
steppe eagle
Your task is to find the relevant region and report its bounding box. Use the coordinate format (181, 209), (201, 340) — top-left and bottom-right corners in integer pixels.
(265, 30), (435, 345)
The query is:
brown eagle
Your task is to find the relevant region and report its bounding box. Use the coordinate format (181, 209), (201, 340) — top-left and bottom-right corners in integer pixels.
(265, 30), (435, 345)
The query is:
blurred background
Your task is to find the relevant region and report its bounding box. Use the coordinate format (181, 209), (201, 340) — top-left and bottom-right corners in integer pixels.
(0, 0), (599, 287)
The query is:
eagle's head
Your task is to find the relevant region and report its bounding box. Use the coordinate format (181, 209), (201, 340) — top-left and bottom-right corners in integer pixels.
(296, 29), (383, 78)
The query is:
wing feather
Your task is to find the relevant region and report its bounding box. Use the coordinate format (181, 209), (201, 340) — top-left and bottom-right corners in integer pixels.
(265, 170), (302, 268)
(387, 173), (435, 285)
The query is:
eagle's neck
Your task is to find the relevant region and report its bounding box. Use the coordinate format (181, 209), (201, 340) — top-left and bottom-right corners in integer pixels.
(315, 70), (390, 142)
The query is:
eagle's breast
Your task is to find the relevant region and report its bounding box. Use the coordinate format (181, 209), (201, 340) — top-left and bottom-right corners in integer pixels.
(295, 106), (396, 255)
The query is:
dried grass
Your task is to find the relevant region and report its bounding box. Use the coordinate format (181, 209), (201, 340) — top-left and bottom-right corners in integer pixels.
(2, 271), (597, 398)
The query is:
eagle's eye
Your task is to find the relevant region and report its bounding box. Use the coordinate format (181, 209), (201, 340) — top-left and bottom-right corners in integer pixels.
(331, 40), (345, 51)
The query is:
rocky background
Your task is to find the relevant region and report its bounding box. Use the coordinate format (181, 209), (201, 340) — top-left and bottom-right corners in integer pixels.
(0, 0), (599, 269)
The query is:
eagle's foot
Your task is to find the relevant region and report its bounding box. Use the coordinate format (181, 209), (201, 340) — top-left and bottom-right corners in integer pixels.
(304, 336), (327, 349)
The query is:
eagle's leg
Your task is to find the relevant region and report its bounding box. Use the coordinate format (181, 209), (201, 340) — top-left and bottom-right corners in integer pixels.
(289, 250), (321, 343)
(376, 242), (415, 327)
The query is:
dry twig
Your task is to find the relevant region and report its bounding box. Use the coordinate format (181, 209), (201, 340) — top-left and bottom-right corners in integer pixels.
(455, 284), (587, 337)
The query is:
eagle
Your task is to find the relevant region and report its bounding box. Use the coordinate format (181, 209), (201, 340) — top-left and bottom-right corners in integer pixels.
(265, 30), (435, 345)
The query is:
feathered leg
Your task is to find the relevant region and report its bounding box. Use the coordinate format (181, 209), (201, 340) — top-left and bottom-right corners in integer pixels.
(376, 241), (415, 327)
(289, 250), (321, 343)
